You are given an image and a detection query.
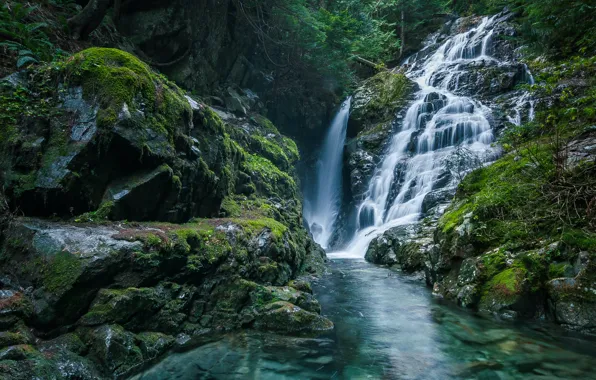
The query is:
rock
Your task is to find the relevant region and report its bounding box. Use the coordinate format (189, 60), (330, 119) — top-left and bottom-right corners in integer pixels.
(85, 324), (144, 377)
(349, 71), (414, 135)
(253, 301), (333, 334)
(365, 234), (399, 266)
(365, 225), (426, 273)
(548, 273), (596, 334)
(136, 332), (175, 360)
(566, 131), (596, 168)
(103, 165), (179, 221)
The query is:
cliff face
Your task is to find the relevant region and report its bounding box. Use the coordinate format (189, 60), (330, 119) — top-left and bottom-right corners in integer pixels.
(111, 0), (337, 146)
(0, 47), (330, 379)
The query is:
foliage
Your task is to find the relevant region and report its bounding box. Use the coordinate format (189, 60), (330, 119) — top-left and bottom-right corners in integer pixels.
(445, 0), (596, 57)
(0, 1), (76, 71)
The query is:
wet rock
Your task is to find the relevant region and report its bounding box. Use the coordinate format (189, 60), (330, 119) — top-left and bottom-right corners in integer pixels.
(136, 332), (175, 360)
(365, 234), (399, 266)
(365, 225), (427, 273)
(547, 274), (596, 334)
(253, 301), (333, 334)
(349, 71), (414, 135)
(85, 324), (144, 377)
(1, 220), (142, 327)
(566, 131), (596, 168)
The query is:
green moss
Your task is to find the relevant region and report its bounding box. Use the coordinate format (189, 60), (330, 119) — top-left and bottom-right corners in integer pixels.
(250, 114), (280, 134)
(439, 202), (472, 233)
(549, 262), (571, 279)
(74, 201), (114, 223)
(63, 48), (191, 139)
(64, 48), (155, 116)
(197, 106), (225, 134)
(250, 134), (293, 168)
(281, 137), (300, 161)
(484, 267), (527, 302)
(242, 153), (297, 198)
(481, 250), (508, 279)
(234, 217), (288, 240)
(440, 144), (555, 249)
(561, 229), (596, 252)
(221, 197), (242, 217)
(42, 251), (83, 294)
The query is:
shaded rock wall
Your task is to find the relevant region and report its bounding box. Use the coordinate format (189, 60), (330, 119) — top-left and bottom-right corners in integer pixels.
(112, 0), (337, 146)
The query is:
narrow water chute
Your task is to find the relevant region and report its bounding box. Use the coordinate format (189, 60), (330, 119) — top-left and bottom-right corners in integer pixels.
(304, 97), (351, 248)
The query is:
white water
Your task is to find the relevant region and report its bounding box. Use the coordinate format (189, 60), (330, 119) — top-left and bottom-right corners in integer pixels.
(329, 16), (513, 259)
(304, 97), (351, 249)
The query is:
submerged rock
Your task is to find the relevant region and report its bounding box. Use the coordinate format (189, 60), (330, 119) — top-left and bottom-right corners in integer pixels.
(253, 301), (333, 334)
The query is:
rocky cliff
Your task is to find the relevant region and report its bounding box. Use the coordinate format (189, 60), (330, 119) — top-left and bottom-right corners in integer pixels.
(360, 14), (596, 335)
(0, 48), (330, 379)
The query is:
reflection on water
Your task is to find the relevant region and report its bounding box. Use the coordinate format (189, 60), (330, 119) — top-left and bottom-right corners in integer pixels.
(134, 260), (596, 379)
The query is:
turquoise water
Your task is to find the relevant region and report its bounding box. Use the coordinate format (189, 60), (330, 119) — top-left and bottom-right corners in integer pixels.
(134, 260), (596, 379)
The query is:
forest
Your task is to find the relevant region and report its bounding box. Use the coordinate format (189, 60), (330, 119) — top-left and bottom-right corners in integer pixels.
(0, 0), (595, 378)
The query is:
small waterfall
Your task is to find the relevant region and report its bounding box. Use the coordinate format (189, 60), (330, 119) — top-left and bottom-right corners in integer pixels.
(330, 15), (521, 259)
(304, 97), (351, 248)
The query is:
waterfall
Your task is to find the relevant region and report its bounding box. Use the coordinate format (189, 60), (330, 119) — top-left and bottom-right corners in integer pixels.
(304, 97), (351, 248)
(329, 16), (514, 259)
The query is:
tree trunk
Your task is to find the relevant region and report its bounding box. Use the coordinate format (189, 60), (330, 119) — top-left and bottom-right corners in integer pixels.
(353, 55), (386, 71)
(400, 10), (405, 58)
(67, 0), (114, 40)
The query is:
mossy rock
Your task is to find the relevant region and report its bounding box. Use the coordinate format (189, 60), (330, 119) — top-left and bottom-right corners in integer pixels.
(253, 301), (333, 334)
(349, 71), (413, 134)
(85, 324), (144, 377)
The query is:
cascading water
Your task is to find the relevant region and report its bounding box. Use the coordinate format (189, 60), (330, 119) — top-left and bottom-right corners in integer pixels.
(304, 97), (351, 249)
(331, 15), (530, 258)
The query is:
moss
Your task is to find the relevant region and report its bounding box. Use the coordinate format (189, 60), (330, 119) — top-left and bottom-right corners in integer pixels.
(250, 114), (280, 134)
(440, 144), (555, 249)
(221, 197), (242, 217)
(439, 202), (472, 233)
(364, 71), (410, 112)
(197, 106), (225, 134)
(74, 201), (114, 223)
(64, 48), (155, 115)
(63, 48), (190, 139)
(485, 267), (527, 302)
(281, 137), (300, 161)
(549, 262), (571, 279)
(561, 229), (596, 252)
(242, 153), (297, 198)
(234, 217), (288, 240)
(42, 251), (83, 294)
(481, 250), (508, 279)
(250, 134), (293, 169)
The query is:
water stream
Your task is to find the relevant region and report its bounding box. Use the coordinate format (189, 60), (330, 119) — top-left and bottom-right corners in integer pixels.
(304, 98), (352, 249)
(134, 261), (596, 379)
(133, 14), (596, 380)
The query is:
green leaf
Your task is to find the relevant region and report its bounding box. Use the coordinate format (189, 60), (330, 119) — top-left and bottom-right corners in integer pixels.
(16, 55), (38, 68)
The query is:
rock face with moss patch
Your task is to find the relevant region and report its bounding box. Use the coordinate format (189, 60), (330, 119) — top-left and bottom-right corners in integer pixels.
(1, 48), (237, 222)
(0, 47), (329, 378)
(424, 143), (596, 331)
(346, 71), (415, 201)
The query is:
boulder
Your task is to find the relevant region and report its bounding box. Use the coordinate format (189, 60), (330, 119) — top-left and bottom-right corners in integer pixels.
(253, 301), (333, 334)
(364, 225), (427, 273)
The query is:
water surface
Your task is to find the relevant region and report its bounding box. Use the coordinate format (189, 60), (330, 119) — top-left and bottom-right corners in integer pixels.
(135, 260), (596, 379)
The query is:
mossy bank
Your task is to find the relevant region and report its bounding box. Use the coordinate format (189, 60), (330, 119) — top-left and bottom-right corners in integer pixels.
(0, 48), (329, 379)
